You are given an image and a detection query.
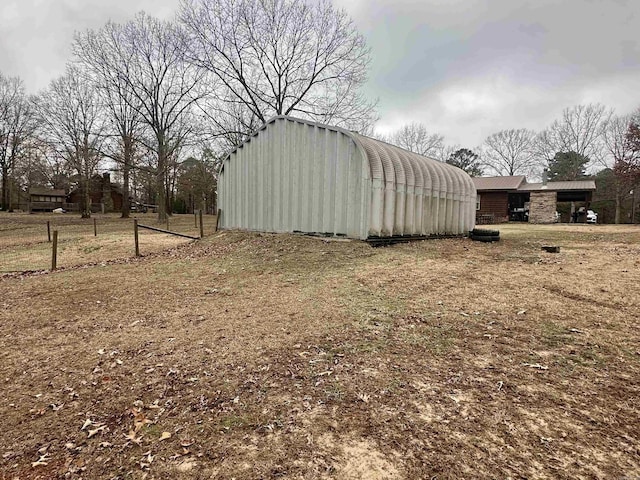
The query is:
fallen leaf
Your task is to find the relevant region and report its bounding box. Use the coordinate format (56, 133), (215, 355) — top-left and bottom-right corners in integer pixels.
(523, 363), (548, 370)
(32, 454), (50, 467)
(87, 425), (106, 438)
(124, 430), (143, 445)
(176, 461), (196, 472)
(517, 310), (527, 315)
(159, 431), (172, 441)
(97, 349), (105, 355)
(81, 419), (93, 431)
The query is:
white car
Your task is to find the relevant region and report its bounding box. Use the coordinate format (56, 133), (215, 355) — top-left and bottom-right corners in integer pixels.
(586, 210), (598, 224)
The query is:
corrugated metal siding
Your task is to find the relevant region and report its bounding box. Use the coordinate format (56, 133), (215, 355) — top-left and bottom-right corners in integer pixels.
(219, 117), (369, 238)
(354, 134), (476, 237)
(219, 116), (476, 240)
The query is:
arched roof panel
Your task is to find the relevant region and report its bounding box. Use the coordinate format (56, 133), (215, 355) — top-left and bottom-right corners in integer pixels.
(220, 116), (475, 238)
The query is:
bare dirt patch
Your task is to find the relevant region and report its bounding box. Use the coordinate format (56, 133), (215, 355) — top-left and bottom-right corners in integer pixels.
(0, 224), (639, 479)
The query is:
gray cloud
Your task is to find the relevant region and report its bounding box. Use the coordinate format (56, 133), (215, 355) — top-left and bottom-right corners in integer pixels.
(339, 0), (640, 144)
(1, 0), (638, 147)
(0, 0), (179, 92)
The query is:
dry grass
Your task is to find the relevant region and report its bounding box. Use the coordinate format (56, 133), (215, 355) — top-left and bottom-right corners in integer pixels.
(0, 212), (217, 273)
(0, 223), (639, 479)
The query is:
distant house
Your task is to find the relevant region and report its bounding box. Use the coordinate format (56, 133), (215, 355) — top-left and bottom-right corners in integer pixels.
(28, 188), (67, 212)
(473, 176), (596, 224)
(67, 173), (124, 213)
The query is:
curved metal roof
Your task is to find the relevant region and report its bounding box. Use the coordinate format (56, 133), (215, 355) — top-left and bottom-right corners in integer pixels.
(352, 133), (473, 195)
(226, 115), (472, 193)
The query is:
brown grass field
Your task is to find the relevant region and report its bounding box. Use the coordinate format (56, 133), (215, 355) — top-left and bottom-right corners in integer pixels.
(0, 212), (217, 273)
(0, 222), (639, 479)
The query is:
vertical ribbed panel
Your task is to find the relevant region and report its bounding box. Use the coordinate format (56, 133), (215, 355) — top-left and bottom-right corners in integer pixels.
(218, 116), (475, 239)
(218, 117), (368, 238)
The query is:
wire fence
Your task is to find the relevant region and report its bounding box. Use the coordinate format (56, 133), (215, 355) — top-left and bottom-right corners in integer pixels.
(0, 212), (217, 274)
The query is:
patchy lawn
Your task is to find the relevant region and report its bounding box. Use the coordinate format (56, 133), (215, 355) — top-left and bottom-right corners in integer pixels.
(0, 212), (217, 273)
(0, 223), (639, 479)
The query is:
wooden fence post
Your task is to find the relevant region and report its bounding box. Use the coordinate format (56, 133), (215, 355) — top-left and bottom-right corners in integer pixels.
(47, 221), (51, 242)
(167, 217), (170, 232)
(199, 209), (204, 238)
(93, 218), (97, 237)
(134, 219), (140, 257)
(215, 209), (221, 232)
(51, 230), (58, 270)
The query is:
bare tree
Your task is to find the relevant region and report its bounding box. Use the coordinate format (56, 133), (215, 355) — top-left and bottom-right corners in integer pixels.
(0, 74), (37, 211)
(536, 103), (613, 168)
(379, 122), (444, 158)
(179, 0), (377, 141)
(481, 129), (538, 176)
(74, 25), (148, 218)
(75, 13), (206, 221)
(35, 65), (105, 218)
(602, 114), (636, 223)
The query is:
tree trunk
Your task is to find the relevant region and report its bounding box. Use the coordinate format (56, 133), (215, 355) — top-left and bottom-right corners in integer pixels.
(614, 190), (621, 225)
(632, 186), (638, 224)
(81, 141), (91, 219)
(1, 165), (8, 211)
(156, 140), (167, 222)
(121, 137), (131, 218)
(81, 173), (91, 218)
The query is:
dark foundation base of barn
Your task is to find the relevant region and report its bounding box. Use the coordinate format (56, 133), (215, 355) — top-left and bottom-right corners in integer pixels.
(366, 234), (467, 247)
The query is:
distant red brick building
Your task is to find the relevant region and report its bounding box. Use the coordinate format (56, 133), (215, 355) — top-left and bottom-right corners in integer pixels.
(67, 173), (123, 213)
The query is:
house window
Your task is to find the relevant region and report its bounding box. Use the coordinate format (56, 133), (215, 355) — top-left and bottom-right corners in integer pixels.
(476, 195), (481, 211)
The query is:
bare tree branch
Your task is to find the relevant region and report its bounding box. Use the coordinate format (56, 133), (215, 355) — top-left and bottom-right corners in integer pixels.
(73, 13), (207, 221)
(179, 0), (377, 143)
(376, 122), (444, 158)
(536, 103), (613, 169)
(481, 129), (538, 176)
(33, 65), (106, 218)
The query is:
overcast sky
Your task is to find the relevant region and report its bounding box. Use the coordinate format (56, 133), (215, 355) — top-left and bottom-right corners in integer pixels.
(1, 0), (638, 146)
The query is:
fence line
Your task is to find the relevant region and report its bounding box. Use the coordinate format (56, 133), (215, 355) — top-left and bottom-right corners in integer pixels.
(137, 223), (199, 240)
(1, 212), (218, 273)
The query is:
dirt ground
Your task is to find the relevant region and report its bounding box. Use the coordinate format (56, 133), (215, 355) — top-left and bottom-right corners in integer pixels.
(0, 223), (639, 479)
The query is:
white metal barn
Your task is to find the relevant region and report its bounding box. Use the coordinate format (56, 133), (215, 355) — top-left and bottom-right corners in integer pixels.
(217, 116), (476, 240)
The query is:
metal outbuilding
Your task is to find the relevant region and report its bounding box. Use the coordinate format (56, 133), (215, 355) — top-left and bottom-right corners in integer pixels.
(218, 116), (477, 240)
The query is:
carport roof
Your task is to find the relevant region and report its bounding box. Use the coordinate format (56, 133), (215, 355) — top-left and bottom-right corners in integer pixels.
(473, 176), (596, 192)
(519, 180), (596, 191)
